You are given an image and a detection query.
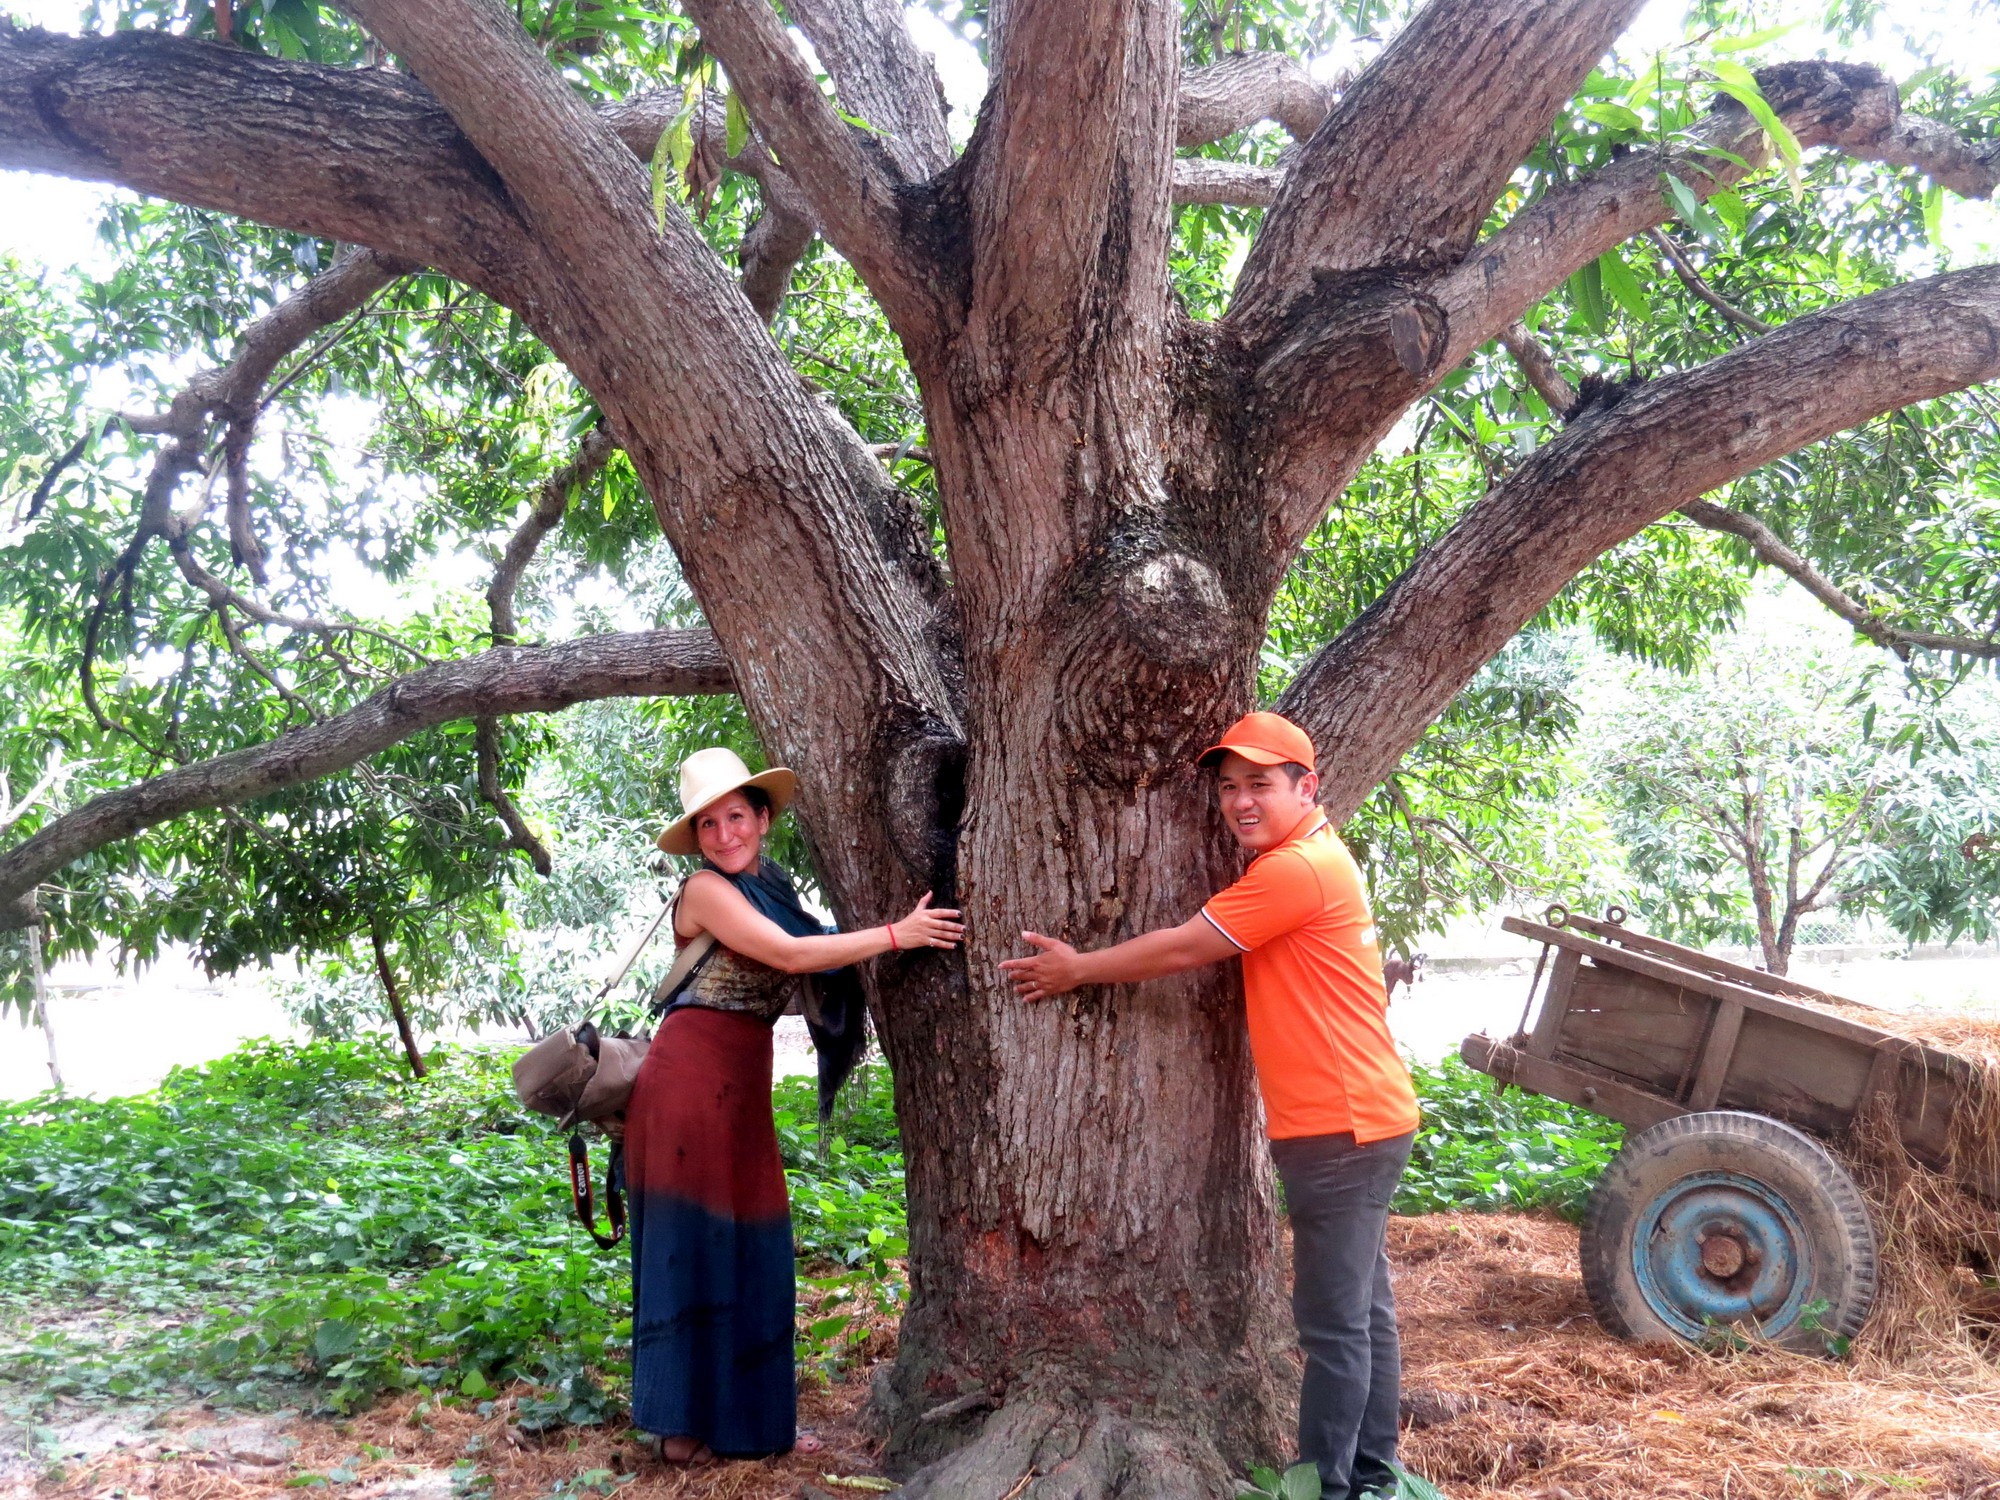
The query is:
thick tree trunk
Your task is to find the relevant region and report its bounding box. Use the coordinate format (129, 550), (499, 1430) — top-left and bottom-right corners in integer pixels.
(864, 368), (1297, 1490)
(873, 746), (1294, 1497)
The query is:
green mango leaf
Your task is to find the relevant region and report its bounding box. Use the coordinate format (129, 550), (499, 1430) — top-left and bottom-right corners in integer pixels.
(1597, 248), (1651, 322)
(1708, 189), (1749, 235)
(1578, 101), (1644, 134)
(725, 91), (751, 159)
(1661, 172), (1724, 243)
(1924, 182), (1946, 248)
(651, 105), (693, 233)
(1708, 60), (1803, 196)
(1568, 259), (1607, 335)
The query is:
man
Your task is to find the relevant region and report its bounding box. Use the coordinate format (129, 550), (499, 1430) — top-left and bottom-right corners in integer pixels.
(1000, 711), (1419, 1500)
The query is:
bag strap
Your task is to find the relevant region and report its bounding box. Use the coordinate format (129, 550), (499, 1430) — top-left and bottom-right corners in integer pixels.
(593, 887), (717, 1005)
(567, 1130), (626, 1248)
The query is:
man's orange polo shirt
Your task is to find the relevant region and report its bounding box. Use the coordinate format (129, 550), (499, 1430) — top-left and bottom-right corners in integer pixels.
(1201, 810), (1420, 1143)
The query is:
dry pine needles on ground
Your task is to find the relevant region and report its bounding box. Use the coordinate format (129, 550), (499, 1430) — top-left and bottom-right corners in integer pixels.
(1396, 1213), (2000, 1500)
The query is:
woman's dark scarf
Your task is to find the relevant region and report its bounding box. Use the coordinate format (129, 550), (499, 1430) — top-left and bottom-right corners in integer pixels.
(669, 856), (870, 1125)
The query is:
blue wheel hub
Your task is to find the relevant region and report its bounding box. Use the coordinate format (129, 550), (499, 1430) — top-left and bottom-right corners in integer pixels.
(1630, 1171), (1809, 1340)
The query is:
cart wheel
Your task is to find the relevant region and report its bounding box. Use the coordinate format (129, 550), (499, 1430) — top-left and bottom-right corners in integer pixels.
(1580, 1111), (1877, 1356)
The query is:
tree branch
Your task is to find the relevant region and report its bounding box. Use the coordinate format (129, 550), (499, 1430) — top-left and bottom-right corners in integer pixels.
(1678, 498), (2000, 661)
(476, 423), (619, 875)
(963, 0), (1179, 361)
(1176, 50), (1336, 147)
(0, 628), (734, 923)
(1647, 228), (1772, 335)
(1171, 157), (1283, 207)
(1497, 322), (1577, 414)
(1231, 0), (1647, 333)
(678, 0), (934, 327)
(1436, 61), (1926, 364)
(0, 23), (542, 295)
(781, 0), (953, 179)
(1245, 60), (1996, 576)
(487, 426), (618, 646)
(1279, 264), (2000, 822)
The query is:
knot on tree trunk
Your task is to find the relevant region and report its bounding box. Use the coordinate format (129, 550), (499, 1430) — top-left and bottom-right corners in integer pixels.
(1113, 551), (1231, 666)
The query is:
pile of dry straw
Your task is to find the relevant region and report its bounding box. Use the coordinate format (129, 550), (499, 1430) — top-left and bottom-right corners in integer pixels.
(1397, 998), (2000, 1499)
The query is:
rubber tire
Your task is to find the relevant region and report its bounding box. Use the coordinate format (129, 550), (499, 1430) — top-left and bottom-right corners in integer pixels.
(1580, 1110), (1877, 1355)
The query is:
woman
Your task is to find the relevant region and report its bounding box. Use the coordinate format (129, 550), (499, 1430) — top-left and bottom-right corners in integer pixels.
(622, 746), (963, 1463)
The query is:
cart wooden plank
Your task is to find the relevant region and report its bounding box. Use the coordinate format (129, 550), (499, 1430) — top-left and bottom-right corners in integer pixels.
(1472, 915), (1993, 1199)
(1556, 911), (1871, 1012)
(1461, 1034), (1684, 1131)
(1501, 916), (1902, 1050)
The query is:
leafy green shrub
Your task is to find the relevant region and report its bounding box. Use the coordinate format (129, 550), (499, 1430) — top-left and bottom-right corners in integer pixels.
(1397, 1055), (1623, 1221)
(0, 1037), (907, 1414)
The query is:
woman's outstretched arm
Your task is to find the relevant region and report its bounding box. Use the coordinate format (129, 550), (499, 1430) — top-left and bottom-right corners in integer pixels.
(678, 872), (963, 972)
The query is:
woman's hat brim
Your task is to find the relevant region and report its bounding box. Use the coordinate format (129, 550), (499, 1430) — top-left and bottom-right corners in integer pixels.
(655, 767), (798, 855)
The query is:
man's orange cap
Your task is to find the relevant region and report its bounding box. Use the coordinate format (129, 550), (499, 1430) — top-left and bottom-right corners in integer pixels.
(1197, 711), (1317, 773)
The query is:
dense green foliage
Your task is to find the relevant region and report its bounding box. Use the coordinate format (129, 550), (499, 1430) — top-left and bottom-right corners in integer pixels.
(0, 1038), (904, 1418)
(0, 1040), (1612, 1420)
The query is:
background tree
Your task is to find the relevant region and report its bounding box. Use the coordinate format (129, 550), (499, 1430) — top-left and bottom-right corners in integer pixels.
(1588, 603), (2000, 973)
(6, 0), (2000, 1490)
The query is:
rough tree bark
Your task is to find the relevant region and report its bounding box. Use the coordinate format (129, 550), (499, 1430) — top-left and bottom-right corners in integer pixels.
(6, 2), (2000, 1492)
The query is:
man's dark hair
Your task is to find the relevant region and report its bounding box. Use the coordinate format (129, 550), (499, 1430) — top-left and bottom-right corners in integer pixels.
(1276, 762), (1312, 786)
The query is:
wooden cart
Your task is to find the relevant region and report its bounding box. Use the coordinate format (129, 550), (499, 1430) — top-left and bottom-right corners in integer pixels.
(1460, 907), (1992, 1353)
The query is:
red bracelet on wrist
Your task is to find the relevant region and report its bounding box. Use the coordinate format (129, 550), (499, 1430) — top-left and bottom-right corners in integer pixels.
(885, 922), (899, 951)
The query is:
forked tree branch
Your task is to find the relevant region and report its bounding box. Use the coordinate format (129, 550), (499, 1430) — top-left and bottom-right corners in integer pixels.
(1678, 499), (2000, 662)
(1231, 0), (1647, 334)
(1647, 229), (1773, 335)
(1282, 265), (2000, 822)
(0, 628), (735, 924)
(680, 0), (934, 327)
(1437, 61), (1923, 364)
(0, 24), (540, 296)
(1249, 60), (2000, 575)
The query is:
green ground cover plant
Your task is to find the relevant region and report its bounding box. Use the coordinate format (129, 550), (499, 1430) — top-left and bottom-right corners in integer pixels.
(0, 1040), (1613, 1423)
(1398, 1057), (1624, 1221)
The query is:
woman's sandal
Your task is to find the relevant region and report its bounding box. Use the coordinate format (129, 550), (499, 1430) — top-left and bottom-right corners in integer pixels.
(648, 1434), (714, 1466)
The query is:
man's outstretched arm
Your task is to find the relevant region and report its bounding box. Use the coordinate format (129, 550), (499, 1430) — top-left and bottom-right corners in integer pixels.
(1000, 916), (1240, 1002)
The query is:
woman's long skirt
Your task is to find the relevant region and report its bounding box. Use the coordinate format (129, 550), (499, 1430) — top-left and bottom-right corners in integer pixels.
(624, 1005), (796, 1456)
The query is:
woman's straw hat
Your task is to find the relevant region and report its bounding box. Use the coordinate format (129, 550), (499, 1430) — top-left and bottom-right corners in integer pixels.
(655, 747), (798, 856)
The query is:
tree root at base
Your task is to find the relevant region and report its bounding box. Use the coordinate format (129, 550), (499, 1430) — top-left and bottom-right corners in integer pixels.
(890, 1400), (1238, 1500)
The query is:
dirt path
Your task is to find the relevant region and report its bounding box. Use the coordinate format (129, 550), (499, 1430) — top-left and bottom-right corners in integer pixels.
(15, 1213), (2000, 1499)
